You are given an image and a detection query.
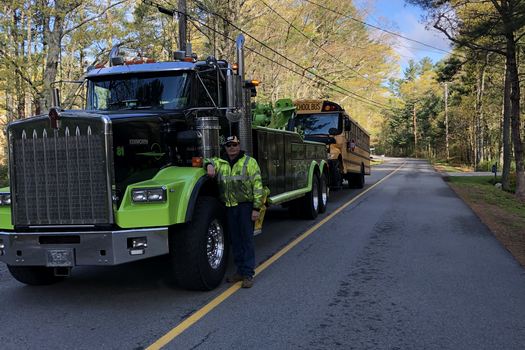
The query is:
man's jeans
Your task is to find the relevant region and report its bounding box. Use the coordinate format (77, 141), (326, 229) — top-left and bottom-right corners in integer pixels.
(226, 202), (255, 278)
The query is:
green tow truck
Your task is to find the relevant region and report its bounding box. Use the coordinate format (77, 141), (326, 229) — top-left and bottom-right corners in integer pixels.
(0, 35), (328, 290)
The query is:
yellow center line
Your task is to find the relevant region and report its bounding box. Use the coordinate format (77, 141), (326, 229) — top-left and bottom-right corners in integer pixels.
(146, 161), (406, 350)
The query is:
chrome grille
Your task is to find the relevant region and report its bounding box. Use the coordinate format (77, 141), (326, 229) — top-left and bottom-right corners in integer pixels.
(10, 117), (112, 226)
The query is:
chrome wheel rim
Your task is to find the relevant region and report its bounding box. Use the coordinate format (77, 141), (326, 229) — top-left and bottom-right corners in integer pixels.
(206, 219), (225, 269)
(321, 178), (328, 205)
(312, 179), (319, 211)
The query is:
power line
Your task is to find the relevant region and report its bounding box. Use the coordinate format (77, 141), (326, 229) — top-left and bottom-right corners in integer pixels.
(190, 1), (392, 109)
(303, 0), (456, 56)
(185, 13), (388, 109)
(259, 0), (376, 85)
(143, 0), (392, 110)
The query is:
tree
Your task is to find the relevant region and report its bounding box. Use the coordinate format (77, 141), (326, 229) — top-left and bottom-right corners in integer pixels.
(408, 0), (525, 200)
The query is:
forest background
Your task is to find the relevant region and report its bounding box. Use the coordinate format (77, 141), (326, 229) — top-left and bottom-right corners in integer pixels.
(1, 0), (524, 200)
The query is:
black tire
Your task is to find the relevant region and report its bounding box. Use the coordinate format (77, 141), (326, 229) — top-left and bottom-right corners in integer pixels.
(329, 160), (343, 191)
(349, 167), (365, 189)
(356, 169), (365, 189)
(170, 196), (228, 291)
(302, 173), (320, 219)
(318, 172), (329, 214)
(8, 265), (64, 285)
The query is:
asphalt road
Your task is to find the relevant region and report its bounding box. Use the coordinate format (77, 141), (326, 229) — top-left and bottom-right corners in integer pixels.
(1, 158), (524, 349)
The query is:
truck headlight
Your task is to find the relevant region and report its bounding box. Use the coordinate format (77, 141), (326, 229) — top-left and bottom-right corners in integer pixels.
(0, 193), (11, 205)
(131, 187), (167, 203)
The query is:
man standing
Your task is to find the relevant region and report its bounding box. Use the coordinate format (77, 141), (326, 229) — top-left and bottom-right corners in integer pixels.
(205, 136), (263, 288)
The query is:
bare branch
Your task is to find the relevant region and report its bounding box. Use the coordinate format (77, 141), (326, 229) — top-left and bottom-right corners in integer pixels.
(63, 0), (129, 36)
(0, 47), (43, 97)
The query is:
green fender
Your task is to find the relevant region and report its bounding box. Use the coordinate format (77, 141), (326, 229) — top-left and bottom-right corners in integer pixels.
(116, 167), (208, 228)
(269, 160), (327, 205)
(307, 160), (328, 188)
(0, 186), (13, 230)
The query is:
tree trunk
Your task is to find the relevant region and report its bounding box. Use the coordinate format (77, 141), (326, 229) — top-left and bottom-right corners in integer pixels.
(42, 12), (64, 111)
(475, 53), (489, 168)
(501, 63), (512, 190)
(506, 35), (525, 200)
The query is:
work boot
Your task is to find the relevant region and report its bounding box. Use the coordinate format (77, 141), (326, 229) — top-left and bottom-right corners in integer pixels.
(241, 276), (254, 288)
(226, 273), (243, 283)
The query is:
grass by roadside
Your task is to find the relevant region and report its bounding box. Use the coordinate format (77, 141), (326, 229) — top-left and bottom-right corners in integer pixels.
(446, 176), (525, 266)
(433, 161), (473, 173)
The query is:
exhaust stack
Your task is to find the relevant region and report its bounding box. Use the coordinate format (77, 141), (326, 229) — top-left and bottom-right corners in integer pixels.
(236, 34), (253, 156)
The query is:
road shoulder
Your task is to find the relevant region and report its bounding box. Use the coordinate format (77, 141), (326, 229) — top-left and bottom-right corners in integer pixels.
(441, 173), (525, 267)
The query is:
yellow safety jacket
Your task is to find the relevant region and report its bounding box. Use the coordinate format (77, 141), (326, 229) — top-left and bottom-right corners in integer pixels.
(205, 152), (264, 209)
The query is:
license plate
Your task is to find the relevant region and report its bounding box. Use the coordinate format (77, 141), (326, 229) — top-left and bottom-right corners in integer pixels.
(46, 249), (74, 267)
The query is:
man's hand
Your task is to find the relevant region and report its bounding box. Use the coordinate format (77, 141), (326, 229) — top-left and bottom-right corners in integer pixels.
(251, 210), (260, 222)
(206, 164), (216, 178)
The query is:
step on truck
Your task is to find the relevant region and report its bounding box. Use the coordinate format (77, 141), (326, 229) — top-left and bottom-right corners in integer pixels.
(0, 35), (328, 290)
(292, 100), (371, 189)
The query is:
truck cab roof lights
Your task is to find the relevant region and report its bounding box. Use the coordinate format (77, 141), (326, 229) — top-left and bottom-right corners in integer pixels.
(244, 79), (260, 88)
(123, 57), (156, 65)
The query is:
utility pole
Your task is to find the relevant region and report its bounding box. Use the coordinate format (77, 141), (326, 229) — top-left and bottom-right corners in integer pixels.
(444, 82), (449, 162)
(413, 103), (417, 158)
(178, 0), (187, 52)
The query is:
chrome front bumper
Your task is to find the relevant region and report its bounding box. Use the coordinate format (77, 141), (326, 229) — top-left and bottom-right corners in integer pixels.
(0, 227), (169, 266)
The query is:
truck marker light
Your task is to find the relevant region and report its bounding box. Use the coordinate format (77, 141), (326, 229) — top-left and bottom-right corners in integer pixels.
(192, 157), (203, 167)
(0, 239), (4, 256)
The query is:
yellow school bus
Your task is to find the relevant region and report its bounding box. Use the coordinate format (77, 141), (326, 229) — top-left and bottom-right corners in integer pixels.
(291, 100), (370, 189)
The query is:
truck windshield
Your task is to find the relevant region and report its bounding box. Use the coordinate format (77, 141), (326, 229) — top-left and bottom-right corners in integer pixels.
(88, 72), (190, 111)
(293, 113), (339, 135)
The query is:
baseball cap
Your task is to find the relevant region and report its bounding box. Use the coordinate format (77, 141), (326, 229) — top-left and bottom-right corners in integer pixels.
(223, 135), (240, 145)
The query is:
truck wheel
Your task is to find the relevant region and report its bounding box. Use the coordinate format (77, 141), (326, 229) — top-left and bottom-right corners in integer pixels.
(349, 167), (365, 189)
(170, 196), (228, 291)
(318, 172), (329, 214)
(302, 173), (319, 219)
(7, 266), (64, 285)
(356, 169), (365, 188)
(329, 160), (343, 191)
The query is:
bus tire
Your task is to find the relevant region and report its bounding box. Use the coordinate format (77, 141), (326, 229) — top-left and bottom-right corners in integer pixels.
(349, 167), (365, 189)
(302, 173), (320, 219)
(329, 160), (343, 190)
(318, 172), (329, 214)
(7, 265), (64, 285)
(356, 168), (365, 188)
(170, 196), (228, 291)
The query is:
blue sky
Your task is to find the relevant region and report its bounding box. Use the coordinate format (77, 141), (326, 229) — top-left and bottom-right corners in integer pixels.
(355, 0), (452, 75)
